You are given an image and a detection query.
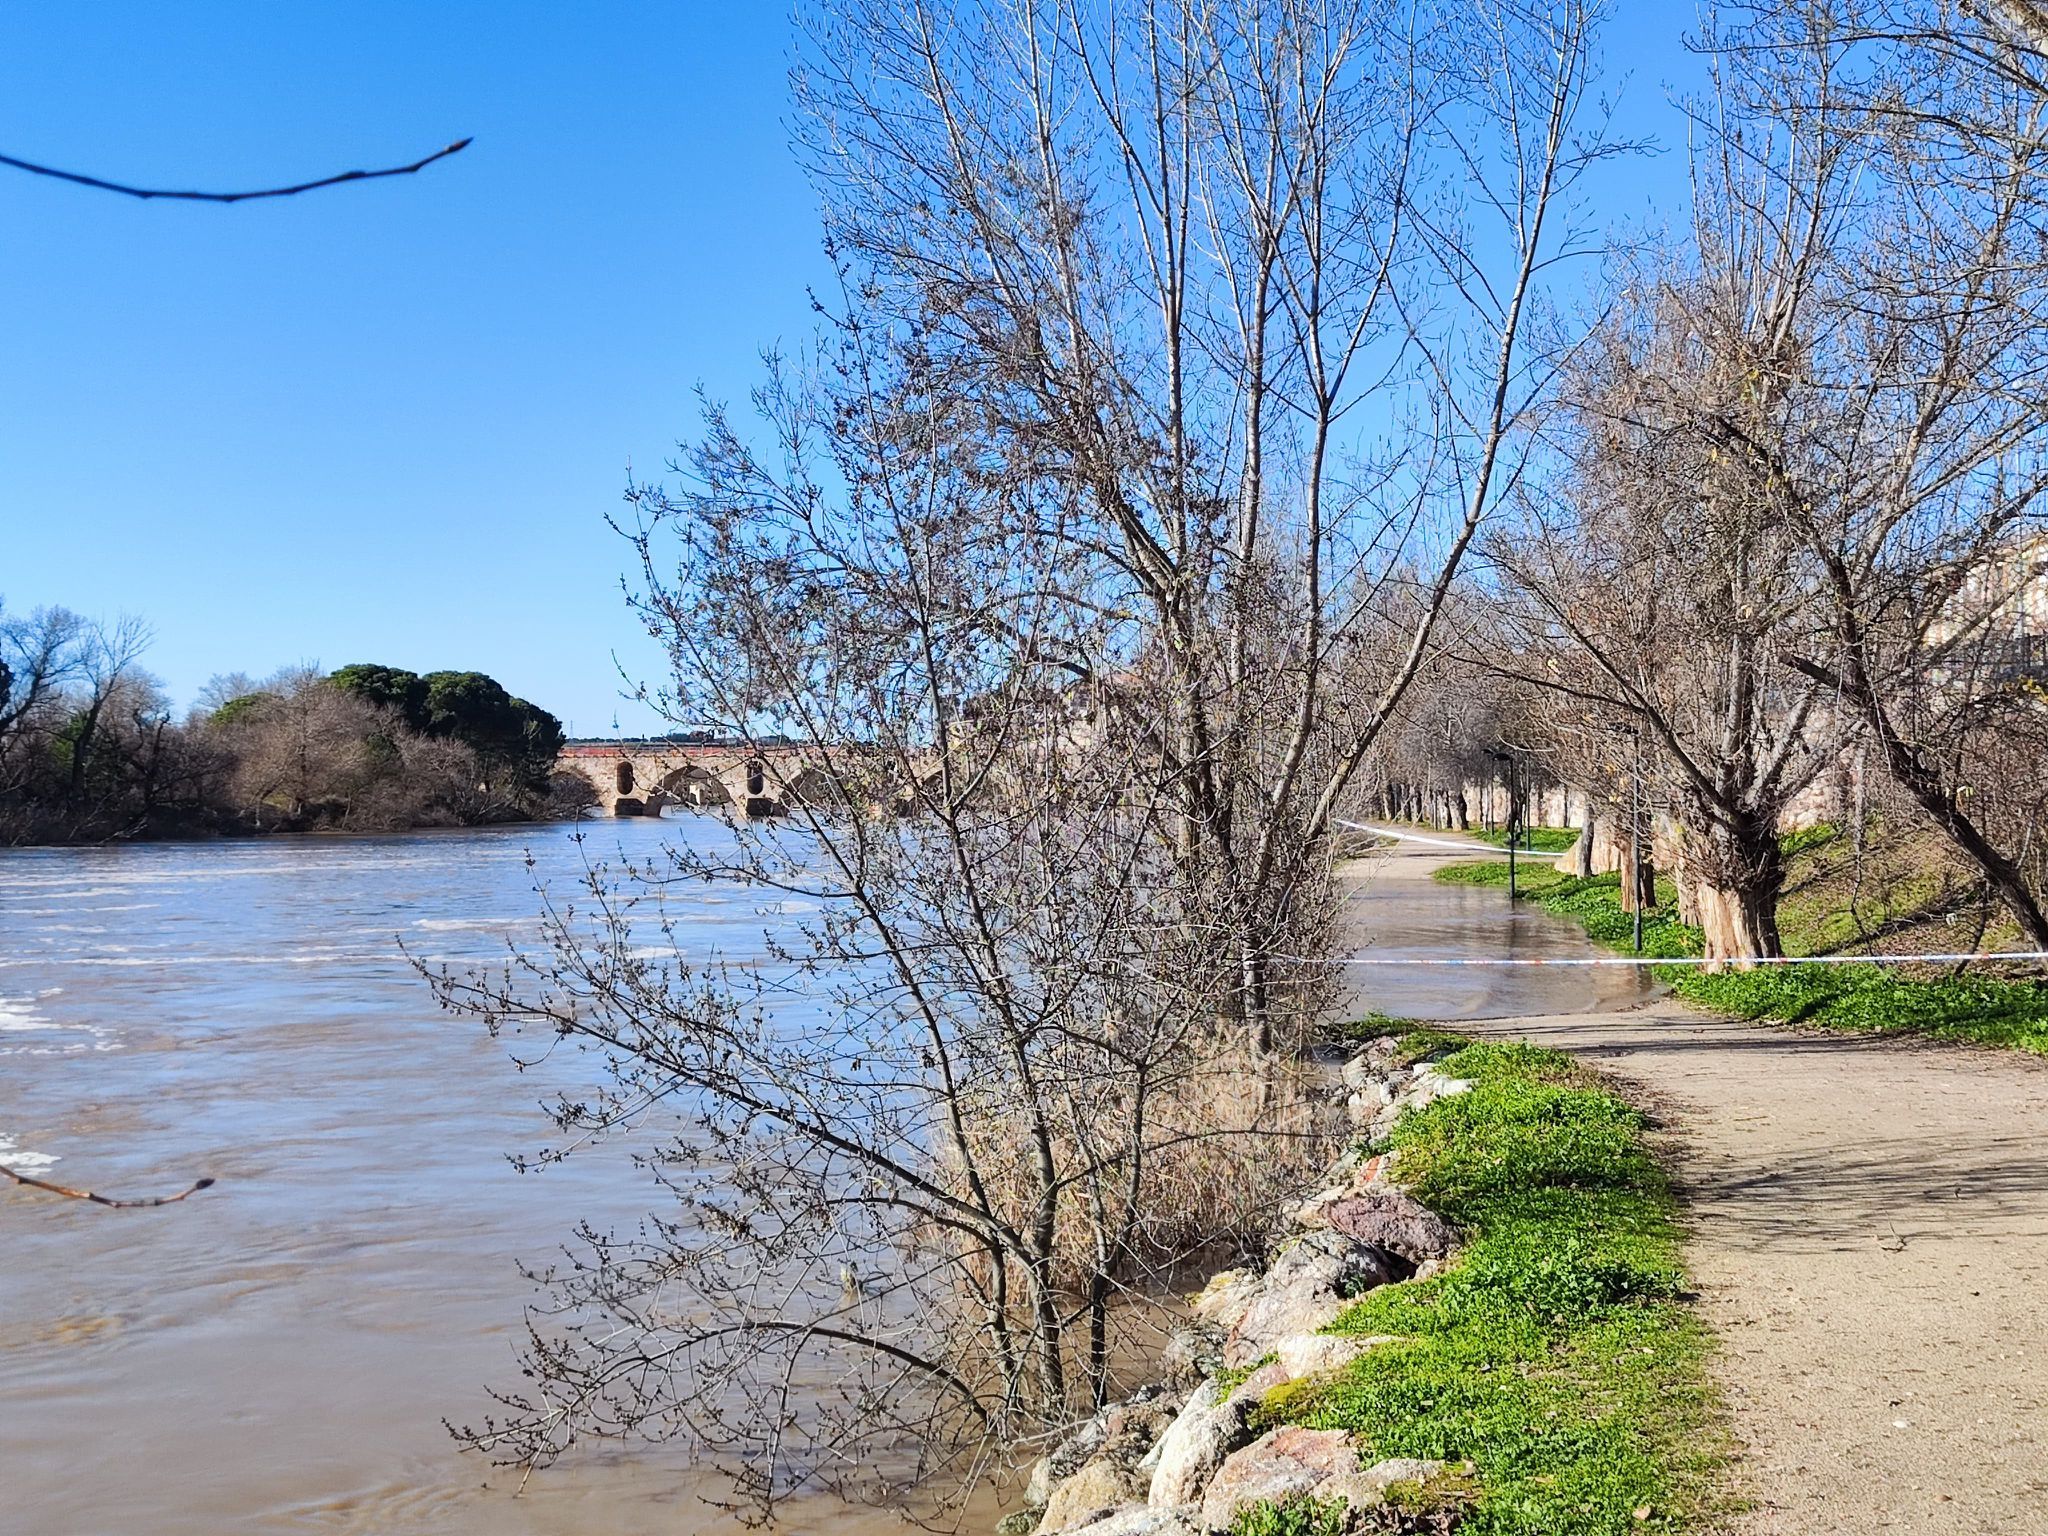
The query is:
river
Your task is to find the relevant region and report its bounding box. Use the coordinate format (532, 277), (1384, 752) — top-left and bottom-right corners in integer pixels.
(0, 823), (1651, 1536)
(0, 817), (901, 1536)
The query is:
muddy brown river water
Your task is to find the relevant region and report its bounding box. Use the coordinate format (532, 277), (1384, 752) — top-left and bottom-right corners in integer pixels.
(0, 825), (1648, 1536)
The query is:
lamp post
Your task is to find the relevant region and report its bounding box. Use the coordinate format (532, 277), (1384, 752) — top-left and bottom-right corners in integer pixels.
(1629, 725), (1645, 955)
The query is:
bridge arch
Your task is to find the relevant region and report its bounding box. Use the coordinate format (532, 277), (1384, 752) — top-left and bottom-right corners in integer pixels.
(657, 764), (734, 808)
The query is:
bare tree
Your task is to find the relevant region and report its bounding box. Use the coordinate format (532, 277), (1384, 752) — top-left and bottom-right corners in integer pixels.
(1692, 0), (2048, 947)
(1490, 261), (1857, 965)
(62, 614), (155, 805)
(790, 0), (1622, 1046)
(429, 343), (1329, 1520)
(216, 667), (384, 825)
(418, 3), (1627, 1513)
(0, 603), (89, 802)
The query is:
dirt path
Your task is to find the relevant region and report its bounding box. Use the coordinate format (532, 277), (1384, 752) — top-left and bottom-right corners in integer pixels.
(1342, 844), (2048, 1534)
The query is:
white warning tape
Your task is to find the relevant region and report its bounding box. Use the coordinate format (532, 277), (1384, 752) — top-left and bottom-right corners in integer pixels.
(1325, 951), (2048, 967)
(1332, 822), (2047, 968)
(1339, 820), (1526, 853)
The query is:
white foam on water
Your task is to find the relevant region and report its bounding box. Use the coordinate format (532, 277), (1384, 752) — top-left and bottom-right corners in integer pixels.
(0, 952), (393, 969)
(0, 992), (120, 1056)
(0, 1132), (58, 1171)
(0, 994), (54, 1032)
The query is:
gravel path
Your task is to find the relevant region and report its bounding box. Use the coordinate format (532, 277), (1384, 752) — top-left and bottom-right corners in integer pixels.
(1346, 847), (2048, 1534)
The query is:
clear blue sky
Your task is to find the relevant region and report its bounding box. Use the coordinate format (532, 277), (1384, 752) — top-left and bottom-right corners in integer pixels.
(0, 4), (1698, 737)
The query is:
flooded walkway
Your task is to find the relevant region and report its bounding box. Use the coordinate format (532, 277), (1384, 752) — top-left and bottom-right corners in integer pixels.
(1335, 836), (1657, 1020)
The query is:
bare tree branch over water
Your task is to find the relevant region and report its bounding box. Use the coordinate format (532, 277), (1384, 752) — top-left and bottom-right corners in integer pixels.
(424, 0), (1624, 1520)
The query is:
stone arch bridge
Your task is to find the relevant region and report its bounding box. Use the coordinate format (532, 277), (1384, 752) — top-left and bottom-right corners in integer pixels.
(560, 740), (836, 818)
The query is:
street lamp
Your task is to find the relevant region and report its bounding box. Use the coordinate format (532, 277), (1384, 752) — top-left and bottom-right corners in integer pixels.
(1629, 723), (1645, 954)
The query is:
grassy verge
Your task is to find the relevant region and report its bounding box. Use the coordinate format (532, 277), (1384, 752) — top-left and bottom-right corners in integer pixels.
(1254, 1029), (1726, 1534)
(1464, 827), (1582, 855)
(1436, 861), (2048, 1053)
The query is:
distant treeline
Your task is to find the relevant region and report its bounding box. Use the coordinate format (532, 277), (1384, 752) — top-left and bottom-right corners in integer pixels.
(0, 603), (593, 845)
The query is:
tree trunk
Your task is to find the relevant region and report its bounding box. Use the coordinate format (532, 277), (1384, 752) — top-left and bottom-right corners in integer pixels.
(1242, 943), (1272, 1057)
(1690, 813), (1785, 969)
(1618, 839), (1656, 914)
(1867, 715), (2048, 948)
(1574, 805), (1595, 877)
(1673, 851), (1702, 927)
(1086, 1271), (1110, 1409)
(1788, 652), (2048, 949)
(1453, 790), (1469, 831)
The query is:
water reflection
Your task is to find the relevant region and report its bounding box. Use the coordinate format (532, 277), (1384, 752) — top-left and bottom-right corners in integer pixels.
(1335, 846), (1660, 1020)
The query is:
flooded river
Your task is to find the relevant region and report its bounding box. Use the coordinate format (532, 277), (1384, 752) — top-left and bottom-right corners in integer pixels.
(0, 824), (1649, 1536)
(0, 818), (885, 1536)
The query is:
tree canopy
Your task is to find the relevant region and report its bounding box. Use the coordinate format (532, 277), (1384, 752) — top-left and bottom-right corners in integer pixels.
(331, 663), (563, 791)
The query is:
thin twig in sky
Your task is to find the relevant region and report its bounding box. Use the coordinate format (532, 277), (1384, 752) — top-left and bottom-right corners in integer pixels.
(0, 137), (471, 202)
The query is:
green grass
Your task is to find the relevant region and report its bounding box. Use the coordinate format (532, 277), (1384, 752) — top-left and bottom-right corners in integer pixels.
(1466, 826), (1582, 854)
(1327, 1013), (1470, 1061)
(1254, 1029), (1726, 1534)
(1229, 1494), (1353, 1536)
(1437, 862), (2048, 1054)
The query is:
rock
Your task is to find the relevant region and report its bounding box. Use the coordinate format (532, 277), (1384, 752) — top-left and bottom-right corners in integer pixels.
(1026, 1459), (1057, 1512)
(1317, 1191), (1454, 1268)
(1292, 1181), (1353, 1226)
(1344, 1078), (1393, 1125)
(1352, 1153), (1398, 1188)
(1226, 1232), (1402, 1365)
(1147, 1378), (1259, 1509)
(1190, 1268), (1260, 1331)
(1197, 1426), (1387, 1531)
(1028, 1419), (1103, 1509)
(1036, 1397), (1180, 1532)
(1160, 1322), (1226, 1388)
(1195, 1433), (1447, 1532)
(1039, 1457), (1146, 1532)
(1360, 1456), (1452, 1491)
(1400, 1068), (1472, 1112)
(1060, 1506), (1202, 1536)
(996, 1509), (1045, 1536)
(1273, 1332), (1393, 1378)
(1224, 1361), (1291, 1403)
(1340, 1053), (1376, 1091)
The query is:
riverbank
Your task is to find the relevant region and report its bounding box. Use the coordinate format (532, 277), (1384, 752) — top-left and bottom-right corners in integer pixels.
(1013, 1023), (1725, 1534)
(1, 798), (586, 850)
